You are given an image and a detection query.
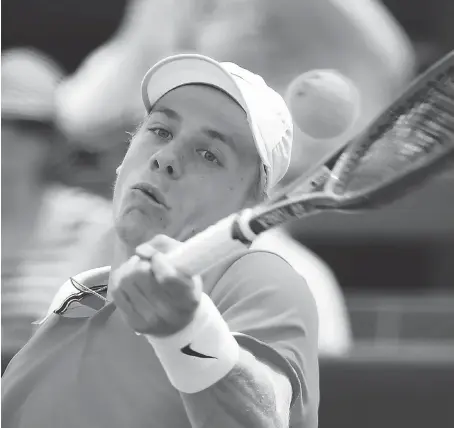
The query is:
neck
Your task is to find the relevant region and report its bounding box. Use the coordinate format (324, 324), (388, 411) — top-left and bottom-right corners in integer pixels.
(107, 238), (135, 300)
(113, 238), (132, 266)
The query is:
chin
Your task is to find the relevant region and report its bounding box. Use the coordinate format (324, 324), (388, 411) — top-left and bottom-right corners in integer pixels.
(114, 217), (158, 249)
(115, 224), (143, 249)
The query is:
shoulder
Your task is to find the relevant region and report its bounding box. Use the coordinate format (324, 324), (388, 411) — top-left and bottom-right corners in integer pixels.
(253, 230), (330, 273)
(211, 249), (318, 328)
(226, 249), (306, 284)
(252, 230), (342, 300)
(221, 245), (315, 295)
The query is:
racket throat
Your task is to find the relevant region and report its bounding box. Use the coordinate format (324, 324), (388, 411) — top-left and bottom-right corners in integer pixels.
(232, 210), (258, 245)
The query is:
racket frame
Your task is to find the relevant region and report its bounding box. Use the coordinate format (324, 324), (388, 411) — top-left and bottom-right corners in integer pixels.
(248, 51), (454, 234)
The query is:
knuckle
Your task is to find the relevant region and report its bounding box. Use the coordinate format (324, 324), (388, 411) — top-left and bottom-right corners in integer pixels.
(135, 243), (157, 260)
(154, 268), (179, 286)
(151, 234), (180, 253)
(143, 312), (157, 327)
(136, 259), (152, 275)
(150, 234), (167, 246)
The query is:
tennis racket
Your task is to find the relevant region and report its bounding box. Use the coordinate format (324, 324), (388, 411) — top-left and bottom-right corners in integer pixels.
(164, 50), (454, 276)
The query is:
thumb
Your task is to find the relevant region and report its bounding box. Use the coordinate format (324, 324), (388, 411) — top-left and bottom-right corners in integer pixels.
(136, 234), (181, 258)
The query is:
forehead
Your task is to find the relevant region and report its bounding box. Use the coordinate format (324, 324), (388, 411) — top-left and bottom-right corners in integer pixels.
(151, 84), (255, 145)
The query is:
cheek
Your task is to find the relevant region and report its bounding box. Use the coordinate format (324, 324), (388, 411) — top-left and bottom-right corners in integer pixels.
(112, 154), (141, 211)
(192, 171), (251, 212)
(115, 142), (149, 186)
(122, 134), (155, 171)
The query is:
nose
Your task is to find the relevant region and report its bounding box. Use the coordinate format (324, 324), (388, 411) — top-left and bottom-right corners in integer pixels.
(149, 147), (183, 179)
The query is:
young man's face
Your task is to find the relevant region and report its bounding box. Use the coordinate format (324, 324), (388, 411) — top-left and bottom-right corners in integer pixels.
(113, 84), (261, 248)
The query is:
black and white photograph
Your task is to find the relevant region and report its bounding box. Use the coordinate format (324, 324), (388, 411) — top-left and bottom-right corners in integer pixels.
(2, 1), (454, 427)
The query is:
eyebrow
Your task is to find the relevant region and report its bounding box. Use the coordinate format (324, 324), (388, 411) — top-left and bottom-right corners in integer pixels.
(150, 107), (181, 121)
(201, 128), (235, 150)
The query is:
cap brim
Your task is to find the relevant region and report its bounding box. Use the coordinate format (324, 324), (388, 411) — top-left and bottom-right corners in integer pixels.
(141, 54), (248, 113)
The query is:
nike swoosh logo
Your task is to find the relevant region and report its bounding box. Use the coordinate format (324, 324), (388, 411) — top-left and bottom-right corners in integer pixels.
(180, 344), (217, 359)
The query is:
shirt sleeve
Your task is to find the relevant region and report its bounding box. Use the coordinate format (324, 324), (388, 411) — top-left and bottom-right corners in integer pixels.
(209, 250), (320, 427)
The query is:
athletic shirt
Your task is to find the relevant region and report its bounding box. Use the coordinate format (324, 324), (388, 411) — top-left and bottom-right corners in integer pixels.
(2, 250), (319, 428)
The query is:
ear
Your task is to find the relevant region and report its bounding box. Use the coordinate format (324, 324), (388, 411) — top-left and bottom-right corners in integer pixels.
(243, 181), (263, 209)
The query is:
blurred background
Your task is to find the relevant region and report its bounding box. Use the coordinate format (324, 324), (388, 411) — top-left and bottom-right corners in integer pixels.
(2, 0), (454, 427)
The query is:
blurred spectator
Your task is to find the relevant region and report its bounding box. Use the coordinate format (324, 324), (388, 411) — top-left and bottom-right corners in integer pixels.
(52, 0), (186, 198)
(197, 0), (415, 123)
(55, 0), (186, 146)
(1, 49), (112, 371)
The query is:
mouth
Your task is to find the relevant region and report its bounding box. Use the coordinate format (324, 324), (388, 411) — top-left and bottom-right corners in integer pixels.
(132, 183), (170, 209)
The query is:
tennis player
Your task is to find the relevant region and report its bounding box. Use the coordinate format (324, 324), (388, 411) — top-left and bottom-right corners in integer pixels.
(2, 54), (319, 428)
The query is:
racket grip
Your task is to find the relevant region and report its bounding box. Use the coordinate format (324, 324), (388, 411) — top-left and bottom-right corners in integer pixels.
(163, 214), (251, 277)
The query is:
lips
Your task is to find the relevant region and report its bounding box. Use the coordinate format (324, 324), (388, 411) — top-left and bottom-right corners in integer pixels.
(132, 183), (169, 209)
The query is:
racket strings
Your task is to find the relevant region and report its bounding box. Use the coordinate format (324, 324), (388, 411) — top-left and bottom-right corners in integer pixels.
(413, 73), (454, 134)
(336, 69), (454, 192)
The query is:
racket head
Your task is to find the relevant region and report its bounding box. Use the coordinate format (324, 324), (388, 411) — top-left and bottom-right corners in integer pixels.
(325, 50), (454, 208)
(247, 51), (454, 235)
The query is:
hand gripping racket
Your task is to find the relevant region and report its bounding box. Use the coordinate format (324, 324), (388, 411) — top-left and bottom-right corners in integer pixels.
(163, 51), (454, 276)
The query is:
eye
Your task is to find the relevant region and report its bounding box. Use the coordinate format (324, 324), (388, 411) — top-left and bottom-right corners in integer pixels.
(149, 127), (173, 141)
(197, 149), (221, 166)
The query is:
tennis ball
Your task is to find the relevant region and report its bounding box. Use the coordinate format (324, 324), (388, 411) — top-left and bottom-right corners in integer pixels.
(285, 69), (360, 140)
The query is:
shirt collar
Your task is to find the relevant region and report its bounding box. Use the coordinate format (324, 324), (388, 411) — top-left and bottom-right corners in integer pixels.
(34, 266), (111, 325)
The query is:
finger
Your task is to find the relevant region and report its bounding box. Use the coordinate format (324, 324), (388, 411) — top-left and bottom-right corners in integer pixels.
(111, 257), (150, 299)
(151, 252), (182, 284)
(122, 281), (156, 322)
(134, 251), (199, 304)
(135, 243), (159, 261)
(113, 277), (161, 334)
(148, 234), (181, 254)
(121, 273), (191, 336)
(151, 253), (202, 304)
(125, 258), (184, 316)
(112, 283), (144, 325)
(144, 251), (203, 294)
(130, 258), (161, 302)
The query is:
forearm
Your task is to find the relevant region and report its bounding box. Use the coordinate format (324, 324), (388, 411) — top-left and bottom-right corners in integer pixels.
(180, 347), (290, 428)
(141, 291), (292, 427)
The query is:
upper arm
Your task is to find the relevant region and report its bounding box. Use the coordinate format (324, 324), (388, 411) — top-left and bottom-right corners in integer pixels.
(210, 251), (320, 427)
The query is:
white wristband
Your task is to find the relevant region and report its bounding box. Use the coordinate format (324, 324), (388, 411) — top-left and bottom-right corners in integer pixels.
(144, 293), (240, 394)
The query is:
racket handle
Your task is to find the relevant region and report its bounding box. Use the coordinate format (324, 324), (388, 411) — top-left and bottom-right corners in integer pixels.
(163, 214), (251, 277)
